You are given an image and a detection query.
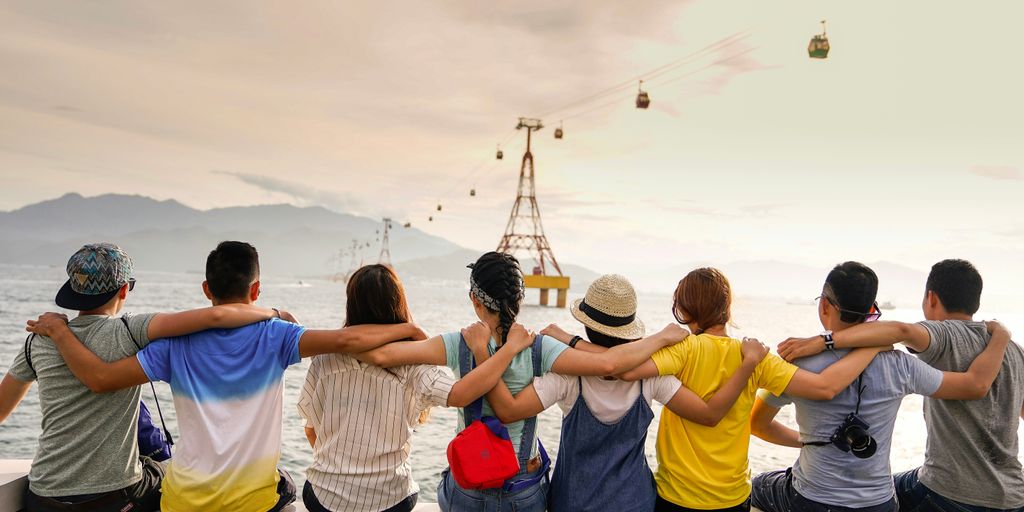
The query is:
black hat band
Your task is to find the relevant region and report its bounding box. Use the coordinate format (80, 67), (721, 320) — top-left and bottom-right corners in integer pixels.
(579, 300), (635, 327)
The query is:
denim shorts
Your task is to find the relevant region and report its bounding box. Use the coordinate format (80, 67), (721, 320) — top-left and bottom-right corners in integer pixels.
(894, 468), (1024, 512)
(437, 468), (549, 512)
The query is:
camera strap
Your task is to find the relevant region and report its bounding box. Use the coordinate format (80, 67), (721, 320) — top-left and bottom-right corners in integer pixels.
(802, 373), (865, 448)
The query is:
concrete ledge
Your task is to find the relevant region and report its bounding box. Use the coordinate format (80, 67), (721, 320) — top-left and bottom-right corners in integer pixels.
(1, 461), (444, 512)
(0, 460), (31, 512)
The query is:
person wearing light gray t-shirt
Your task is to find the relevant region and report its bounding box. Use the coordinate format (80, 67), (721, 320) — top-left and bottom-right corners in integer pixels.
(757, 261), (1013, 512)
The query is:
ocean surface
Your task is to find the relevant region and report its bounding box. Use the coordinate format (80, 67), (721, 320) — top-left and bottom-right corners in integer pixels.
(1, 263), (1021, 502)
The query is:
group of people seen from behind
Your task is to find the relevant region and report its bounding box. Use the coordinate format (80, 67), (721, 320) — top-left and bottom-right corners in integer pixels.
(1, 241), (1021, 512)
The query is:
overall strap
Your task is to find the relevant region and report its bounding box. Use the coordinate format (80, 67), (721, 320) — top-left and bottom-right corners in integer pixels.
(121, 316), (174, 447)
(458, 334), (484, 425)
(23, 334), (36, 377)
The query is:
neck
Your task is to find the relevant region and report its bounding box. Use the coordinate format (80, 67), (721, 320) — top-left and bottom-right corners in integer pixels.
(939, 312), (973, 321)
(79, 302), (120, 317)
(211, 297), (252, 306)
(692, 323), (726, 336)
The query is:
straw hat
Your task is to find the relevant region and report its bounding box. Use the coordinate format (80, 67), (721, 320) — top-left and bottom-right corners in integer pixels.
(570, 274), (646, 340)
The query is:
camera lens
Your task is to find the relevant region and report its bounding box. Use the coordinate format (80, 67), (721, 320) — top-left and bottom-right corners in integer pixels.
(845, 425), (877, 458)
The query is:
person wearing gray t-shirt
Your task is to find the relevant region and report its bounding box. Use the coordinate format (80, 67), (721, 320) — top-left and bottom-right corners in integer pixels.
(755, 262), (1012, 512)
(0, 243), (282, 511)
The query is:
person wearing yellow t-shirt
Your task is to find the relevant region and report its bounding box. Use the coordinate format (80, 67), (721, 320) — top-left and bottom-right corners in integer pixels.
(620, 268), (888, 512)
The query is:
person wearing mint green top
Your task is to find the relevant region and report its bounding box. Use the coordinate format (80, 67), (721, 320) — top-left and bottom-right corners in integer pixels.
(439, 330), (568, 460)
(354, 252), (685, 512)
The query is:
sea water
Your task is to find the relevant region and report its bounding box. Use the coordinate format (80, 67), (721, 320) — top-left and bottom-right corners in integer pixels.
(1, 264), (1021, 502)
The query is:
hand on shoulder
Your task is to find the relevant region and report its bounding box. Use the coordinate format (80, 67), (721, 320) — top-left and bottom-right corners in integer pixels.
(740, 337), (769, 365)
(540, 323), (572, 344)
(506, 323), (534, 353)
(25, 312), (69, 337)
(655, 323), (691, 346)
(777, 335), (825, 362)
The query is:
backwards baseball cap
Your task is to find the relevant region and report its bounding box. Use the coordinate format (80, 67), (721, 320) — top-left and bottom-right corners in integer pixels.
(55, 243), (135, 311)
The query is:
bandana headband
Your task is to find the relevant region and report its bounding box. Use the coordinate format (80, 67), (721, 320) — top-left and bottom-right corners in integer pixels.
(469, 276), (525, 312)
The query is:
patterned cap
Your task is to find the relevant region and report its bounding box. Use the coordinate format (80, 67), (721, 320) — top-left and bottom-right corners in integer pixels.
(55, 243), (135, 310)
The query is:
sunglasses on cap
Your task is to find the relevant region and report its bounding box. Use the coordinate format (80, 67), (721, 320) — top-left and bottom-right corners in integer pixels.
(816, 293), (881, 322)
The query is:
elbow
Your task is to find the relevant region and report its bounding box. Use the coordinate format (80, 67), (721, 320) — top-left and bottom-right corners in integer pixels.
(88, 378), (116, 393)
(361, 351), (388, 367)
(446, 392), (471, 408)
(813, 386), (839, 401)
(968, 381), (991, 400)
(597, 360), (617, 377)
(695, 413), (720, 428)
(494, 411), (517, 424)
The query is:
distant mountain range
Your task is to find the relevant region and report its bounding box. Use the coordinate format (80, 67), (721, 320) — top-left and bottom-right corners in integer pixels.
(1, 193), (937, 306)
(0, 193), (462, 276)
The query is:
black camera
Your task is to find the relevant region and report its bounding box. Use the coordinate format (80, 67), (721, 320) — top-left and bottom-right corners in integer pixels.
(829, 413), (877, 459)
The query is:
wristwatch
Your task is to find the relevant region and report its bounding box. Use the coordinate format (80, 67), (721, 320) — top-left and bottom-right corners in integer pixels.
(569, 335), (583, 348)
(821, 330), (835, 351)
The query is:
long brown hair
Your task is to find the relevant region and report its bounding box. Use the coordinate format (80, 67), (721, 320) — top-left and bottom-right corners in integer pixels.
(674, 267), (732, 335)
(344, 265), (431, 424)
(345, 264), (411, 327)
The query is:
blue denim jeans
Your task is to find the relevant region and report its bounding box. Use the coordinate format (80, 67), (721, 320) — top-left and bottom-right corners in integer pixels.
(752, 468), (896, 512)
(894, 468), (1024, 512)
(437, 468), (549, 512)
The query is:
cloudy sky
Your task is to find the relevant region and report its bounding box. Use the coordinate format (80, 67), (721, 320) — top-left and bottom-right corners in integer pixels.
(1, 1), (1022, 302)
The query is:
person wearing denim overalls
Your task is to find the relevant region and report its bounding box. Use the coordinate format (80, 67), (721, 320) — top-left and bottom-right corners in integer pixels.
(478, 274), (769, 512)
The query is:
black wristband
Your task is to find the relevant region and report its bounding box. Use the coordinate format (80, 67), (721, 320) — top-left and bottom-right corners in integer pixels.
(272, 307), (281, 319)
(569, 335), (583, 348)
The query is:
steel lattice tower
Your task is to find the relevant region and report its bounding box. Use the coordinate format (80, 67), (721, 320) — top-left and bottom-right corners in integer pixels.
(378, 218), (393, 266)
(497, 118), (563, 276)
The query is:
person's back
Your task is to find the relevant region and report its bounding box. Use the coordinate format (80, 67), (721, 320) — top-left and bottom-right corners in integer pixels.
(137, 319), (302, 511)
(298, 353), (453, 511)
(761, 349), (941, 504)
(11, 314), (155, 497)
(914, 319), (1024, 507)
(652, 332), (795, 507)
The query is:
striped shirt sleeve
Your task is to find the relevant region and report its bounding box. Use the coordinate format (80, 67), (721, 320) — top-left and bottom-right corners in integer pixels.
(297, 357), (323, 428)
(409, 365), (456, 408)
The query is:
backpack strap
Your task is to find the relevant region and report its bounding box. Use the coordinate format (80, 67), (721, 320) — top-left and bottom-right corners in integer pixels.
(121, 316), (174, 448)
(23, 334), (37, 378)
(458, 334), (484, 426)
(516, 334), (546, 466)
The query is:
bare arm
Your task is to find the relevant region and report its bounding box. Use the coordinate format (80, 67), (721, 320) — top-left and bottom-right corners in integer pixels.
(304, 426), (317, 449)
(664, 339), (768, 426)
(147, 303), (282, 340)
(930, 321), (1011, 400)
(26, 314), (150, 392)
(352, 336), (447, 368)
(617, 359), (661, 382)
(0, 373), (32, 424)
(778, 321), (931, 361)
(299, 323), (428, 358)
(783, 347), (888, 400)
(550, 324), (689, 377)
(446, 324), (535, 407)
(750, 397), (801, 448)
(539, 323), (606, 354)
(483, 379), (546, 424)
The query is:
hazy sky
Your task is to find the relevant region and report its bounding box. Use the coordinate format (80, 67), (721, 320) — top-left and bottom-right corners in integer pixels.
(1, 1), (1022, 300)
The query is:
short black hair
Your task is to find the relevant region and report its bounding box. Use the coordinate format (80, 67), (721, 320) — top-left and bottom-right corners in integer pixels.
(824, 262), (879, 323)
(584, 326), (637, 348)
(206, 241), (260, 300)
(926, 259), (982, 315)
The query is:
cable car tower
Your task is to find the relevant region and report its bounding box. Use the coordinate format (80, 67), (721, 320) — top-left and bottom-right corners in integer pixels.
(378, 217), (393, 266)
(497, 117), (570, 307)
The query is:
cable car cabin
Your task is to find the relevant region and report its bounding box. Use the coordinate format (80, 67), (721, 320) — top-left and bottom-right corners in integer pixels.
(636, 91), (651, 109)
(403, 222), (411, 228)
(436, 204), (442, 211)
(554, 127), (563, 139)
(808, 35), (830, 58)
(496, 149), (503, 160)
(428, 216), (433, 222)
(470, 188), (476, 197)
